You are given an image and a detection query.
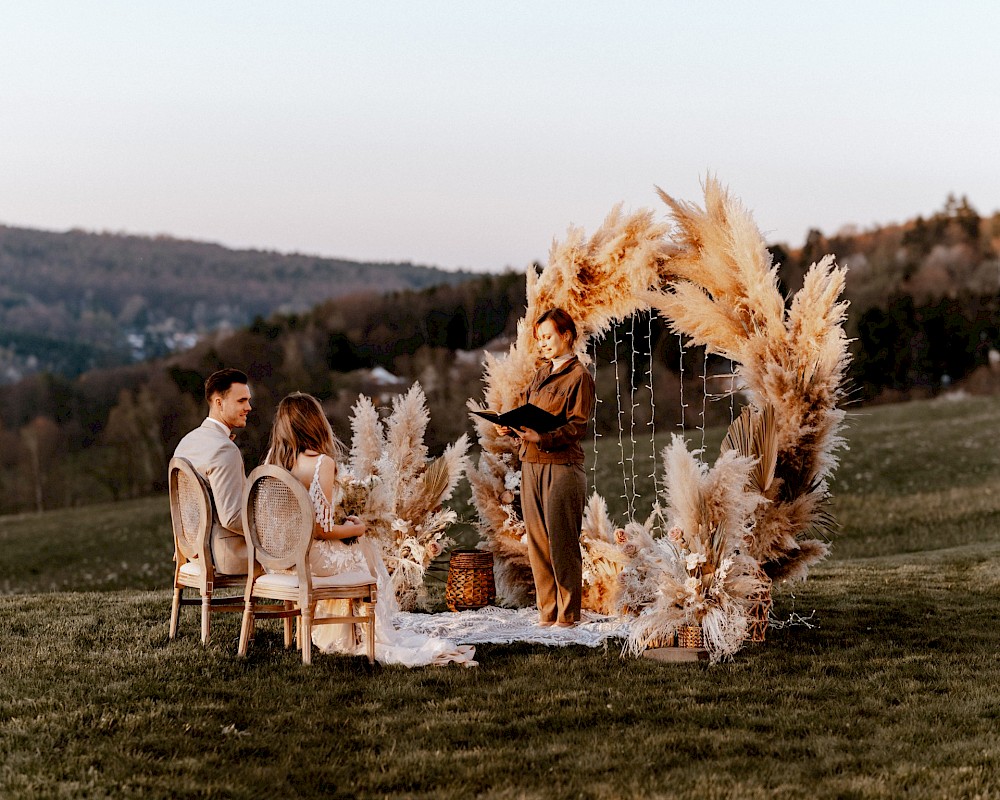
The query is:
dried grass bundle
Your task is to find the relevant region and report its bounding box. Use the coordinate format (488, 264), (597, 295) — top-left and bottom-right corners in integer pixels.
(579, 493), (636, 615)
(620, 435), (768, 662)
(343, 384), (470, 610)
(720, 403), (778, 495)
(651, 178), (850, 580)
(348, 394), (384, 479)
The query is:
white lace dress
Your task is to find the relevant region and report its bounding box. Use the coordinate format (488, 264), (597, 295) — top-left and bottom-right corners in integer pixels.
(306, 456), (477, 668)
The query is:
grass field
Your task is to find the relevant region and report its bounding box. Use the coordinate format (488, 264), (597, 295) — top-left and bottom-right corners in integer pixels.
(3, 394), (1000, 798)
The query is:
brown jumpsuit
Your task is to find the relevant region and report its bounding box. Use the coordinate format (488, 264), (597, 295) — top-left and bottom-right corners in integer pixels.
(517, 355), (596, 624)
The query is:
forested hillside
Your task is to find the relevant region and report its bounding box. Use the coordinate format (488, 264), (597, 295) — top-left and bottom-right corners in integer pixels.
(0, 225), (473, 382)
(776, 195), (1000, 399)
(0, 195), (998, 516)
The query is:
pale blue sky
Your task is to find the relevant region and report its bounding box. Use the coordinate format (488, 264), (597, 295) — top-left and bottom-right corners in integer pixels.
(2, 1), (998, 271)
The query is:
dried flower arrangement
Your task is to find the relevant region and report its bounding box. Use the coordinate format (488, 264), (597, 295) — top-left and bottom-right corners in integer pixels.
(618, 435), (770, 661)
(578, 493), (635, 615)
(468, 177), (849, 659)
(649, 178), (850, 581)
(344, 384), (470, 611)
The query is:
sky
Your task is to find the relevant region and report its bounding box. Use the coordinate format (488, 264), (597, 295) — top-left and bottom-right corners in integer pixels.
(2, 1), (999, 273)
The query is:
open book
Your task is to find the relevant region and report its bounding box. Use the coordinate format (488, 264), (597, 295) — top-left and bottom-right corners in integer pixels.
(470, 403), (567, 433)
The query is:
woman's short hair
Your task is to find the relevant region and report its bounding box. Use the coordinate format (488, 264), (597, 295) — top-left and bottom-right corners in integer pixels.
(265, 392), (345, 471)
(534, 308), (577, 343)
(204, 368), (249, 402)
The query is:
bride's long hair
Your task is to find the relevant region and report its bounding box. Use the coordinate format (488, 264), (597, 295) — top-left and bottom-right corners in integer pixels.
(264, 392), (346, 471)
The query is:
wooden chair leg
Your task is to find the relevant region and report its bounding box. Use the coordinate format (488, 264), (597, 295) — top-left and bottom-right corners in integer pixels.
(238, 600), (253, 657)
(201, 594), (211, 645)
(169, 587), (182, 639)
(347, 599), (356, 649)
(301, 606), (313, 666)
(367, 603), (376, 665)
(283, 601), (294, 648)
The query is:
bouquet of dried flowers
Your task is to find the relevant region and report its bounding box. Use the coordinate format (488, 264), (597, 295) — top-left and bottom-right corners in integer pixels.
(619, 434), (769, 662)
(345, 384), (470, 611)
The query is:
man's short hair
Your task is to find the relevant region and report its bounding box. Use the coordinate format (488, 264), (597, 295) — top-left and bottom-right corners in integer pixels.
(204, 368), (249, 402)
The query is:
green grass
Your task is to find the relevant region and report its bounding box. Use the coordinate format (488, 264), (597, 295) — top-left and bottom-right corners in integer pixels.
(3, 394), (1000, 798)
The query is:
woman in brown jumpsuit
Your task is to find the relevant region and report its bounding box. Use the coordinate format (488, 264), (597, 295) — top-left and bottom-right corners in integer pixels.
(497, 308), (596, 627)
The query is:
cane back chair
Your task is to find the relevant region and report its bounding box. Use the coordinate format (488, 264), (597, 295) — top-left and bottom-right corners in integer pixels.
(167, 456), (247, 644)
(238, 464), (377, 666)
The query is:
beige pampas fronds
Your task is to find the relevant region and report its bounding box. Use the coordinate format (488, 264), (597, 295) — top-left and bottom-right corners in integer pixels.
(530, 205), (673, 340)
(621, 434), (768, 662)
(385, 383), (430, 489)
(348, 394), (384, 479)
(346, 383), (470, 611)
(653, 177), (850, 581)
(579, 492), (634, 615)
(469, 174), (850, 619)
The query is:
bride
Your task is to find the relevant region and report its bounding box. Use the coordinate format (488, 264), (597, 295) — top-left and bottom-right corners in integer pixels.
(262, 392), (476, 667)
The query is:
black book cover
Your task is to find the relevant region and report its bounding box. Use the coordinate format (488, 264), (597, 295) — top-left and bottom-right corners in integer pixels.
(470, 403), (567, 433)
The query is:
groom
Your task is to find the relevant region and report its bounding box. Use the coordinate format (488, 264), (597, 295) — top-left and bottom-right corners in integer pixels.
(173, 368), (253, 575)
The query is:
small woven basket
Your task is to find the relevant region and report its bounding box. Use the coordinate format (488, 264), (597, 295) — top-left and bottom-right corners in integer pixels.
(445, 550), (496, 612)
(645, 631), (676, 649)
(677, 624), (704, 649)
(747, 581), (772, 643)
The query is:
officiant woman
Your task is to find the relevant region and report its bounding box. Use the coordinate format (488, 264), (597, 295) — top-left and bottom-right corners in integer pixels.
(496, 308), (595, 627)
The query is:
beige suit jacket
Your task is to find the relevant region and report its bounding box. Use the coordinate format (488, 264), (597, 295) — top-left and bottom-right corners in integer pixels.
(173, 419), (249, 575)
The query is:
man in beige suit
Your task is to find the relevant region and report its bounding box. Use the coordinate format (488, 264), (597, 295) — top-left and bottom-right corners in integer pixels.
(173, 368), (253, 575)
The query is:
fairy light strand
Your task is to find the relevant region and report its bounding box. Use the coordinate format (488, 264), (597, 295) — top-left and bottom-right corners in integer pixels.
(729, 358), (736, 424)
(699, 348), (708, 453)
(647, 313), (658, 498)
(677, 333), (687, 433)
(627, 316), (640, 515)
(611, 325), (633, 520)
(590, 337), (601, 492)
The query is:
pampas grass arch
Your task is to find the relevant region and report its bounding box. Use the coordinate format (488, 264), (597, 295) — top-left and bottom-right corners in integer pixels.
(467, 178), (850, 660)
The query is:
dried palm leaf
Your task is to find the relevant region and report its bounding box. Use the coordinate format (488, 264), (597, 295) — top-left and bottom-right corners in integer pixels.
(720, 403), (778, 494)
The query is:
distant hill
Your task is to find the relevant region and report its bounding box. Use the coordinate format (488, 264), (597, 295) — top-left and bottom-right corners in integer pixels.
(0, 224), (476, 382)
(2, 195), (1000, 516)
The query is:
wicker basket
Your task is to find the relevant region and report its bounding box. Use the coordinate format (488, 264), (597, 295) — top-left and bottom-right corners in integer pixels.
(645, 631), (676, 649)
(445, 550), (496, 612)
(677, 624), (704, 649)
(747, 580), (772, 644)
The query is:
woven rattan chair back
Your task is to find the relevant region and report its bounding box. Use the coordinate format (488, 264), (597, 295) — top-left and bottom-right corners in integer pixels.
(243, 465), (313, 573)
(167, 456), (246, 644)
(239, 463), (377, 665)
(168, 457), (212, 563)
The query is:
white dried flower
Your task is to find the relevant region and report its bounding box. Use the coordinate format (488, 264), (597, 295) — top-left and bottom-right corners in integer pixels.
(391, 518), (410, 534)
(685, 552), (706, 572)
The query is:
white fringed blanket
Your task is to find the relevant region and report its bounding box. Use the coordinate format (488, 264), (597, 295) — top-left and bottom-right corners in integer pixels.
(393, 607), (628, 648)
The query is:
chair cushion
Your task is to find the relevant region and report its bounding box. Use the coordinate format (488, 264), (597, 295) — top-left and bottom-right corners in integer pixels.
(179, 559), (247, 580)
(255, 570), (376, 591)
(179, 560), (202, 578)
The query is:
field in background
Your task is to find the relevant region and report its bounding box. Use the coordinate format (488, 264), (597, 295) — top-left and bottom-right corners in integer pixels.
(2, 395), (1000, 798)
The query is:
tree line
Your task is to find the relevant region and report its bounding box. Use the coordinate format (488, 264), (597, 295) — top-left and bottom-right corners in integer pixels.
(1, 196), (998, 515)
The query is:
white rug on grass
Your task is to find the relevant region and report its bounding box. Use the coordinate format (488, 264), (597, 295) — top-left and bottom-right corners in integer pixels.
(393, 606), (628, 648)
